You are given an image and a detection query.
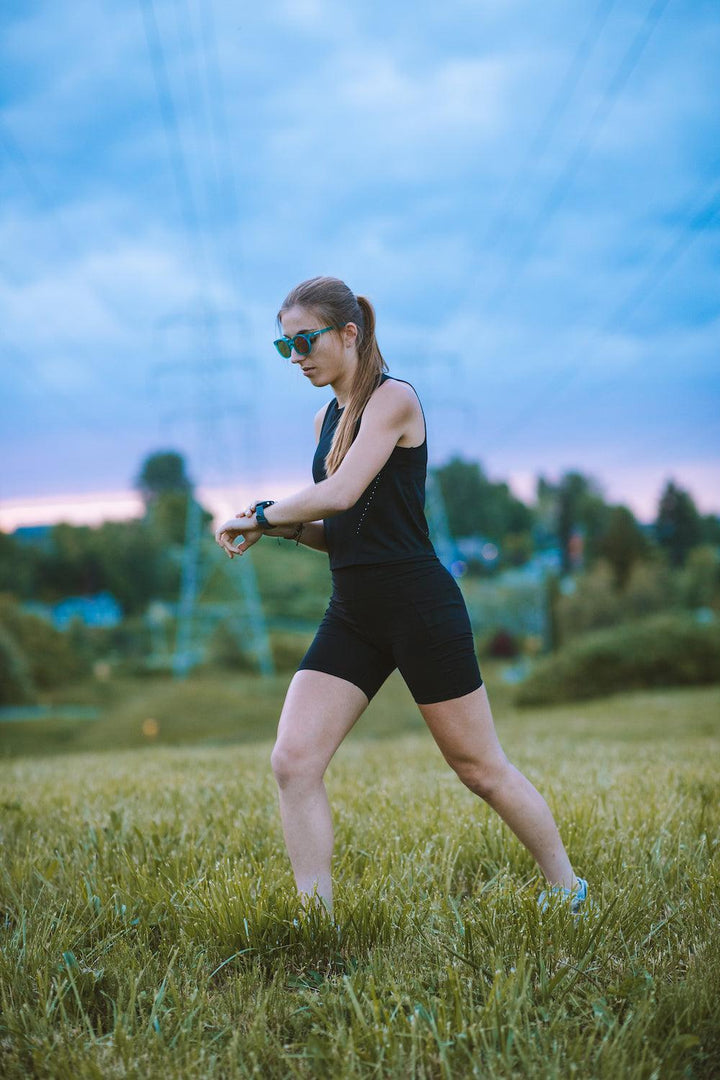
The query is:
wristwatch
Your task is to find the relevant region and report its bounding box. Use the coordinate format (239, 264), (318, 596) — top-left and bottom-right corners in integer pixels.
(255, 500), (277, 530)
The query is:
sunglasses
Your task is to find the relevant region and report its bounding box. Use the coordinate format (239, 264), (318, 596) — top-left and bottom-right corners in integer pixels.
(273, 326), (334, 359)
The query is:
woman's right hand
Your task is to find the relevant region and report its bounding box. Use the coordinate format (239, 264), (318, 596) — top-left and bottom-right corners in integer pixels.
(226, 526), (263, 558)
(215, 517), (264, 559)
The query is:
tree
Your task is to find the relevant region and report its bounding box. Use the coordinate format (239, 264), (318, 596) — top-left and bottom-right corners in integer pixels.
(135, 450), (210, 544)
(655, 480), (702, 568)
(598, 506), (651, 589)
(700, 513), (720, 547)
(680, 545), (720, 609)
(435, 457), (532, 544)
(136, 451), (192, 506)
(552, 472), (611, 573)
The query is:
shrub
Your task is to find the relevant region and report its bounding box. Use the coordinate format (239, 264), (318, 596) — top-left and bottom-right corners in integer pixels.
(271, 631), (315, 672)
(0, 596), (88, 690)
(555, 557), (681, 643)
(0, 622), (37, 705)
(679, 545), (720, 609)
(206, 622), (257, 672)
(515, 612), (720, 706)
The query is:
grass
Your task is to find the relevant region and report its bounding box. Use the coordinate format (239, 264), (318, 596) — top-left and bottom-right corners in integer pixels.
(1, 679), (719, 1078)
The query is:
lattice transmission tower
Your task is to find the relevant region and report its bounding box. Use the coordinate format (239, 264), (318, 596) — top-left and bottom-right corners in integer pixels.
(139, 0), (274, 677)
(153, 306), (274, 679)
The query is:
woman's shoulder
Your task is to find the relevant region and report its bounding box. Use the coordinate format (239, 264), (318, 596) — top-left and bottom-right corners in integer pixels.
(313, 400), (332, 441)
(369, 374), (423, 418)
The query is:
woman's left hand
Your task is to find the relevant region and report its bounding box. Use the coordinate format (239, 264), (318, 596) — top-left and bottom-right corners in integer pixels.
(215, 517), (263, 558)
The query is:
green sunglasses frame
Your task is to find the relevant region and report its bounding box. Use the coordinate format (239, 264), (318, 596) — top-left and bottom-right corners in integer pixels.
(273, 326), (334, 358)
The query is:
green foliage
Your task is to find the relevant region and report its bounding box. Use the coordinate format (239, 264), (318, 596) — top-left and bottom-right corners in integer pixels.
(679, 544), (720, 609)
(206, 621), (259, 672)
(91, 520), (176, 614)
(270, 630), (315, 672)
(622, 557), (680, 619)
(135, 449), (192, 504)
(0, 620), (37, 705)
(700, 512), (720, 546)
(1, 519), (179, 616)
(434, 457), (532, 542)
(246, 537), (331, 622)
(145, 492), (213, 545)
(0, 595), (87, 693)
(501, 530), (534, 567)
(516, 613), (720, 706)
(550, 471), (613, 572)
(598, 505), (651, 588)
(555, 558), (679, 643)
(35, 523), (107, 598)
(655, 479), (703, 567)
(0, 685), (718, 1077)
(0, 531), (37, 597)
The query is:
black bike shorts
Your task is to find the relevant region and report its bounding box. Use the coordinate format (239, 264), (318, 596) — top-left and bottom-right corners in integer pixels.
(298, 555), (483, 705)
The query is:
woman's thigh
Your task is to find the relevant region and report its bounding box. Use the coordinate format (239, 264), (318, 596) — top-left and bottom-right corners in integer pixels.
(417, 684), (507, 773)
(272, 669), (370, 780)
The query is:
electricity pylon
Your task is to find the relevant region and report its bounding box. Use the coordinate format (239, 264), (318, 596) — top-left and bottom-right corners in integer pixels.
(154, 307), (274, 679)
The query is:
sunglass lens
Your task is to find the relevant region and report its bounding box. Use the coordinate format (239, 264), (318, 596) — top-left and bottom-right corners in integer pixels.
(275, 339), (292, 358)
(294, 335), (311, 355)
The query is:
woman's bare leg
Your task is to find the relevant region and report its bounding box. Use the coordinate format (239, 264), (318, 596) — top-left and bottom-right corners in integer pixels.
(270, 670), (369, 916)
(419, 685), (576, 888)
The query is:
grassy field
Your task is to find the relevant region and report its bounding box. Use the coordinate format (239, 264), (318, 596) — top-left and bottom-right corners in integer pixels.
(1, 677), (719, 1078)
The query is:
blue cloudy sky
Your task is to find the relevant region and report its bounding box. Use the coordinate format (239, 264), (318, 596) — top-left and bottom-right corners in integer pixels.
(1, 0), (718, 526)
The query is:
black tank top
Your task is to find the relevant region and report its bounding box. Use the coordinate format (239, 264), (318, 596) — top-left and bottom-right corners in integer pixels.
(312, 373), (437, 570)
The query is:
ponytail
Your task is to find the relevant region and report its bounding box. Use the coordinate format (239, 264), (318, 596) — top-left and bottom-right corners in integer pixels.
(324, 294), (387, 476)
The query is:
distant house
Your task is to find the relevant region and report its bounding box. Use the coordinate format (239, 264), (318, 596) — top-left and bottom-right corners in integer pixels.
(12, 525), (54, 550)
(50, 592), (123, 630)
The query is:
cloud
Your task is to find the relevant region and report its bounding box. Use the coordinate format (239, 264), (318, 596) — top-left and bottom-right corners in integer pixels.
(1, 0), (718, 516)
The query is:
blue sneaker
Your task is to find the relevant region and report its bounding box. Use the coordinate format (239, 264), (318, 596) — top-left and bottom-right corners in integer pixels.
(538, 876), (589, 916)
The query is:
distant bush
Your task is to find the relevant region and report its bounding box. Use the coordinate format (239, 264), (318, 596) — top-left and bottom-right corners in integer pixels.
(0, 621), (37, 705)
(678, 545), (720, 609)
(0, 596), (88, 692)
(515, 613), (720, 706)
(555, 558), (680, 643)
(206, 622), (257, 672)
(206, 625), (314, 674)
(271, 631), (315, 672)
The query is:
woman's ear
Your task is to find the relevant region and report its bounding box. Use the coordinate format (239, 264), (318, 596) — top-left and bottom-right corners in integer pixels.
(343, 321), (359, 349)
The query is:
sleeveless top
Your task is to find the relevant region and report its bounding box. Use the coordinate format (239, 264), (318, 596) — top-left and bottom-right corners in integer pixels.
(312, 373), (437, 570)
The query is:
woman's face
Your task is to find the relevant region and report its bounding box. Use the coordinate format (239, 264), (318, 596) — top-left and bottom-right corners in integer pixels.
(279, 305), (356, 389)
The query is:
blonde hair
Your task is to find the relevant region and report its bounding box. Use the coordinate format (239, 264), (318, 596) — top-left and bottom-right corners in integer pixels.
(278, 276), (387, 475)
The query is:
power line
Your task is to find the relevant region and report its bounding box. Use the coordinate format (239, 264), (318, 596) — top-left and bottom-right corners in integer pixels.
(484, 0), (672, 313)
(484, 0), (617, 252)
(138, 0), (274, 677)
(481, 177), (720, 454)
(138, 0), (204, 249)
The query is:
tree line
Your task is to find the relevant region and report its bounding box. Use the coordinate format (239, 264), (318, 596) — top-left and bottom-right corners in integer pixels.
(0, 451), (718, 617)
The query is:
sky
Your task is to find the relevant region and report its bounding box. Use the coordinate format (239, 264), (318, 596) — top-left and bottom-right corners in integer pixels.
(1, 0), (719, 528)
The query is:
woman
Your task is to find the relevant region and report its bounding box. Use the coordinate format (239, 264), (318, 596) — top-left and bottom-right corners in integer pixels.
(215, 276), (588, 920)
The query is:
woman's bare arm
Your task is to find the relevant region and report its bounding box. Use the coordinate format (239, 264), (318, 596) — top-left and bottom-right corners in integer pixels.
(268, 520), (328, 552)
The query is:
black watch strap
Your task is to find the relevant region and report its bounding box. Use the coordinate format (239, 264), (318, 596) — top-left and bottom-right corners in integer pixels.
(255, 500), (277, 530)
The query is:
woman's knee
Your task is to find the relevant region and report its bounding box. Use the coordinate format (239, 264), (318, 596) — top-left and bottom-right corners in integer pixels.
(270, 741), (322, 790)
(451, 754), (512, 801)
